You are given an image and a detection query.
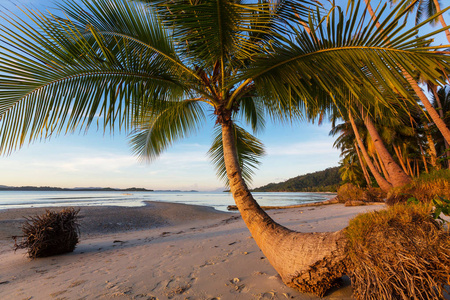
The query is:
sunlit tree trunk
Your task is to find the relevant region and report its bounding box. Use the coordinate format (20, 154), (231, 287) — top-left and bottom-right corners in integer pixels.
(424, 122), (440, 169)
(355, 141), (372, 187)
(407, 157), (414, 177)
(349, 111), (392, 191)
(418, 143), (429, 173)
(404, 72), (450, 146)
(221, 120), (347, 296)
(393, 144), (409, 175)
(415, 158), (420, 177)
(372, 151), (383, 173)
(432, 0), (450, 43)
(363, 113), (412, 187)
(376, 150), (391, 181)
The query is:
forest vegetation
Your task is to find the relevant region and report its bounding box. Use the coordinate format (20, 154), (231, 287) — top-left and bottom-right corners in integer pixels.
(253, 167), (341, 192)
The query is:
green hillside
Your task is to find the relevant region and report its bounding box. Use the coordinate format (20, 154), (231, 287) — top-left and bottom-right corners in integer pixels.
(253, 167), (341, 192)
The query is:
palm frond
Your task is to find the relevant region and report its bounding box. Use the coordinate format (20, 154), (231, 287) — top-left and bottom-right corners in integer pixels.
(245, 0), (450, 113)
(208, 124), (265, 186)
(415, 0), (439, 26)
(236, 96), (266, 134)
(129, 100), (207, 161)
(139, 0), (319, 67)
(0, 0), (187, 154)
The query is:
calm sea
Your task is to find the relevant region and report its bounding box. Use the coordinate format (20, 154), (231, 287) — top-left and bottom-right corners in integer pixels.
(0, 191), (334, 212)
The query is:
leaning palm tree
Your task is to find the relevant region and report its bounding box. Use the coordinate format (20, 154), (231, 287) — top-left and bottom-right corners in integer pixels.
(1, 0), (450, 295)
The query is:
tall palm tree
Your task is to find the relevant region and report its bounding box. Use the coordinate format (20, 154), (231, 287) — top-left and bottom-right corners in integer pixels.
(339, 154), (366, 186)
(330, 120), (370, 186)
(1, 0), (450, 295)
(361, 109), (412, 186)
(348, 111), (393, 191)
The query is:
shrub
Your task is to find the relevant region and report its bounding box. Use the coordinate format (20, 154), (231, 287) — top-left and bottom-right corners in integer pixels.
(386, 171), (450, 205)
(337, 183), (364, 203)
(344, 204), (450, 300)
(362, 187), (385, 202)
(14, 208), (80, 258)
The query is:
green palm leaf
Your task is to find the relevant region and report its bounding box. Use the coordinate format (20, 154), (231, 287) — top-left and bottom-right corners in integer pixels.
(245, 0), (450, 112)
(0, 0), (188, 154)
(141, 0), (319, 67)
(208, 124), (265, 185)
(129, 100), (207, 161)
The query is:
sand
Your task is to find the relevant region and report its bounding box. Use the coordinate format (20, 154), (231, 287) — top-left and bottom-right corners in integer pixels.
(0, 201), (385, 300)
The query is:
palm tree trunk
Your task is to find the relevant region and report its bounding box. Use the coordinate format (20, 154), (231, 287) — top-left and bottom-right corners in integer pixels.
(393, 145), (409, 175)
(424, 122), (439, 169)
(376, 149), (391, 180)
(404, 72), (450, 146)
(432, 0), (450, 43)
(221, 121), (346, 296)
(354, 141), (372, 187)
(349, 111), (392, 191)
(372, 152), (383, 173)
(363, 0), (450, 146)
(363, 113), (412, 187)
(407, 157), (413, 177)
(415, 158), (420, 177)
(431, 86), (450, 169)
(418, 142), (429, 173)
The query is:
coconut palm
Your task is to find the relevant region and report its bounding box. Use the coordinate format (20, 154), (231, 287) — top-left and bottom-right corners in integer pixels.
(1, 0), (450, 295)
(331, 121), (368, 186)
(340, 154), (366, 186)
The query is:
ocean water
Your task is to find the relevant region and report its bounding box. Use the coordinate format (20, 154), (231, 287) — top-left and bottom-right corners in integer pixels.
(0, 191), (334, 212)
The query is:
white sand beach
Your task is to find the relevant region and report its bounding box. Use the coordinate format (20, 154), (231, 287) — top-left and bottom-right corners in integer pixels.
(0, 202), (385, 300)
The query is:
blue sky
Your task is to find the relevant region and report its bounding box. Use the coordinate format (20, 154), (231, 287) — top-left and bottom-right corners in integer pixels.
(0, 0), (448, 191)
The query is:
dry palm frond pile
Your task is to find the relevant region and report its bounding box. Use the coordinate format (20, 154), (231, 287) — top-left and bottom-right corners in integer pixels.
(14, 208), (80, 258)
(344, 204), (450, 300)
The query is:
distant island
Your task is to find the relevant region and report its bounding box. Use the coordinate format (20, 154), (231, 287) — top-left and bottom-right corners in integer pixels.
(0, 185), (154, 192)
(253, 167), (341, 192)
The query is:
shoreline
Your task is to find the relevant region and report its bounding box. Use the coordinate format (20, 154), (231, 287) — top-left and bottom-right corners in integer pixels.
(0, 190), (335, 213)
(0, 201), (385, 299)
